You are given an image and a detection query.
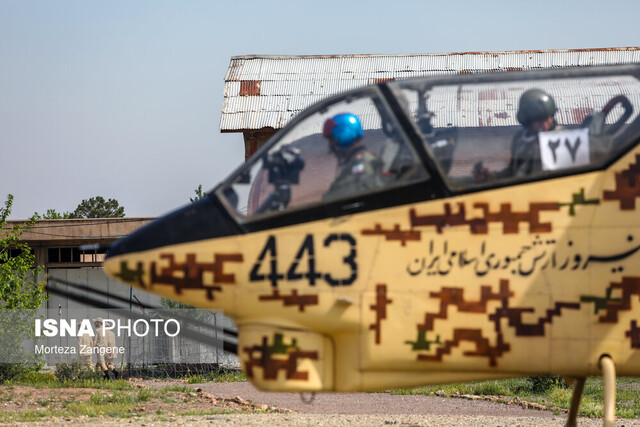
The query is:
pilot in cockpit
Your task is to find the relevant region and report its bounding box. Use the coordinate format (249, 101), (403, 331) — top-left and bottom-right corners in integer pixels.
(322, 113), (390, 201)
(474, 88), (559, 181)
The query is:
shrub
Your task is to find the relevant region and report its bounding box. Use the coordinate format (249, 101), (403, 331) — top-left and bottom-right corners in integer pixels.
(527, 376), (568, 393)
(55, 361), (102, 382)
(0, 361), (46, 382)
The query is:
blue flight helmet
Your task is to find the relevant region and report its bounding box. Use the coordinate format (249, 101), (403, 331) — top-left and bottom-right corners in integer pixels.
(323, 113), (364, 148)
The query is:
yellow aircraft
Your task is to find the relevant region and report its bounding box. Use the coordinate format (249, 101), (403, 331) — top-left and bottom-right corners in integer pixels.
(105, 64), (640, 426)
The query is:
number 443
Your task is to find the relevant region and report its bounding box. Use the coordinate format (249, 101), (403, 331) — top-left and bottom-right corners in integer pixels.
(249, 233), (358, 288)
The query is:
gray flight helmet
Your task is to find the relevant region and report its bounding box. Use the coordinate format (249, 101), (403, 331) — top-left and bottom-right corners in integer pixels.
(516, 89), (557, 126)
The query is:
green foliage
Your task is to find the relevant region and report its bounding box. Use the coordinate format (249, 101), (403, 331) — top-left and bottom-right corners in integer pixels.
(183, 368), (245, 384)
(469, 379), (514, 395)
(190, 185), (206, 203)
(11, 368), (55, 385)
(36, 196), (124, 219)
(186, 374), (205, 384)
(389, 377), (640, 419)
(158, 299), (213, 323)
(0, 363), (43, 384)
(163, 384), (194, 393)
(0, 195), (48, 381)
(35, 209), (73, 220)
(208, 368), (245, 383)
(0, 195), (47, 310)
(54, 361), (102, 382)
(160, 297), (195, 310)
(526, 375), (568, 393)
(3, 370), (134, 390)
(69, 196), (125, 218)
(0, 379), (258, 422)
(89, 390), (138, 405)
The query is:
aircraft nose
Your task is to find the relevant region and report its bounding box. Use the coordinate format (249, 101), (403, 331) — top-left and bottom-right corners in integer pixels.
(106, 195), (242, 259)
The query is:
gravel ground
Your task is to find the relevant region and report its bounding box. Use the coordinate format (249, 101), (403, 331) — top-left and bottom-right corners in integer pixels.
(168, 413), (639, 426)
(185, 382), (561, 416)
(141, 381), (640, 426)
(12, 413), (639, 426)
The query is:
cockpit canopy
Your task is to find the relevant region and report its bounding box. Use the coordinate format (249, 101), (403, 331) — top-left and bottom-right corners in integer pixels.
(218, 66), (640, 222)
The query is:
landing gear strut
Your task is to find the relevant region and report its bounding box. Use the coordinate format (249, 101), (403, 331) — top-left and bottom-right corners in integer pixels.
(565, 355), (616, 427)
(566, 376), (585, 427)
(600, 355), (616, 427)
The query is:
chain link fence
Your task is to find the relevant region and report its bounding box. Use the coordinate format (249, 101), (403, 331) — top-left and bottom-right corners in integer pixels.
(23, 308), (239, 378)
(41, 272), (240, 378)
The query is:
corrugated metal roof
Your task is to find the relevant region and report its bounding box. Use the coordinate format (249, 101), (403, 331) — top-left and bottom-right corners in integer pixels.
(220, 48), (640, 132)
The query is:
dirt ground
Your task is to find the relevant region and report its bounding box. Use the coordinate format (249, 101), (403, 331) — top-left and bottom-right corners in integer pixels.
(0, 382), (285, 415)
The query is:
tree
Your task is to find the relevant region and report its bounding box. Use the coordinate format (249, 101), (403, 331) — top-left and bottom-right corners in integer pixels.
(70, 196), (125, 218)
(0, 195), (47, 309)
(35, 209), (72, 220)
(190, 185), (206, 203)
(0, 195), (48, 379)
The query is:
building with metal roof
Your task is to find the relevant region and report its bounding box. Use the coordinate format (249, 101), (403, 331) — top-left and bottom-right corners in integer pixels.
(7, 217), (239, 369)
(220, 48), (640, 158)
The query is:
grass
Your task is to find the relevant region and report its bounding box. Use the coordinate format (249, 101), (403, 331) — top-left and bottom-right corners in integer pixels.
(3, 372), (134, 391)
(164, 384), (195, 393)
(0, 384), (238, 423)
(172, 408), (248, 416)
(0, 368), (254, 423)
(0, 391), (143, 422)
(0, 368), (245, 391)
(8, 370), (636, 420)
(183, 369), (246, 384)
(390, 376), (640, 419)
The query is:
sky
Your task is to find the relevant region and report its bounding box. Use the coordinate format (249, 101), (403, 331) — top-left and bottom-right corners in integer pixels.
(1, 0), (639, 219)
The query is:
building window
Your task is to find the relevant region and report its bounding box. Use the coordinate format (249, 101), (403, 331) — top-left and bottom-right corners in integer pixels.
(47, 247), (106, 265)
(0, 248), (35, 263)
